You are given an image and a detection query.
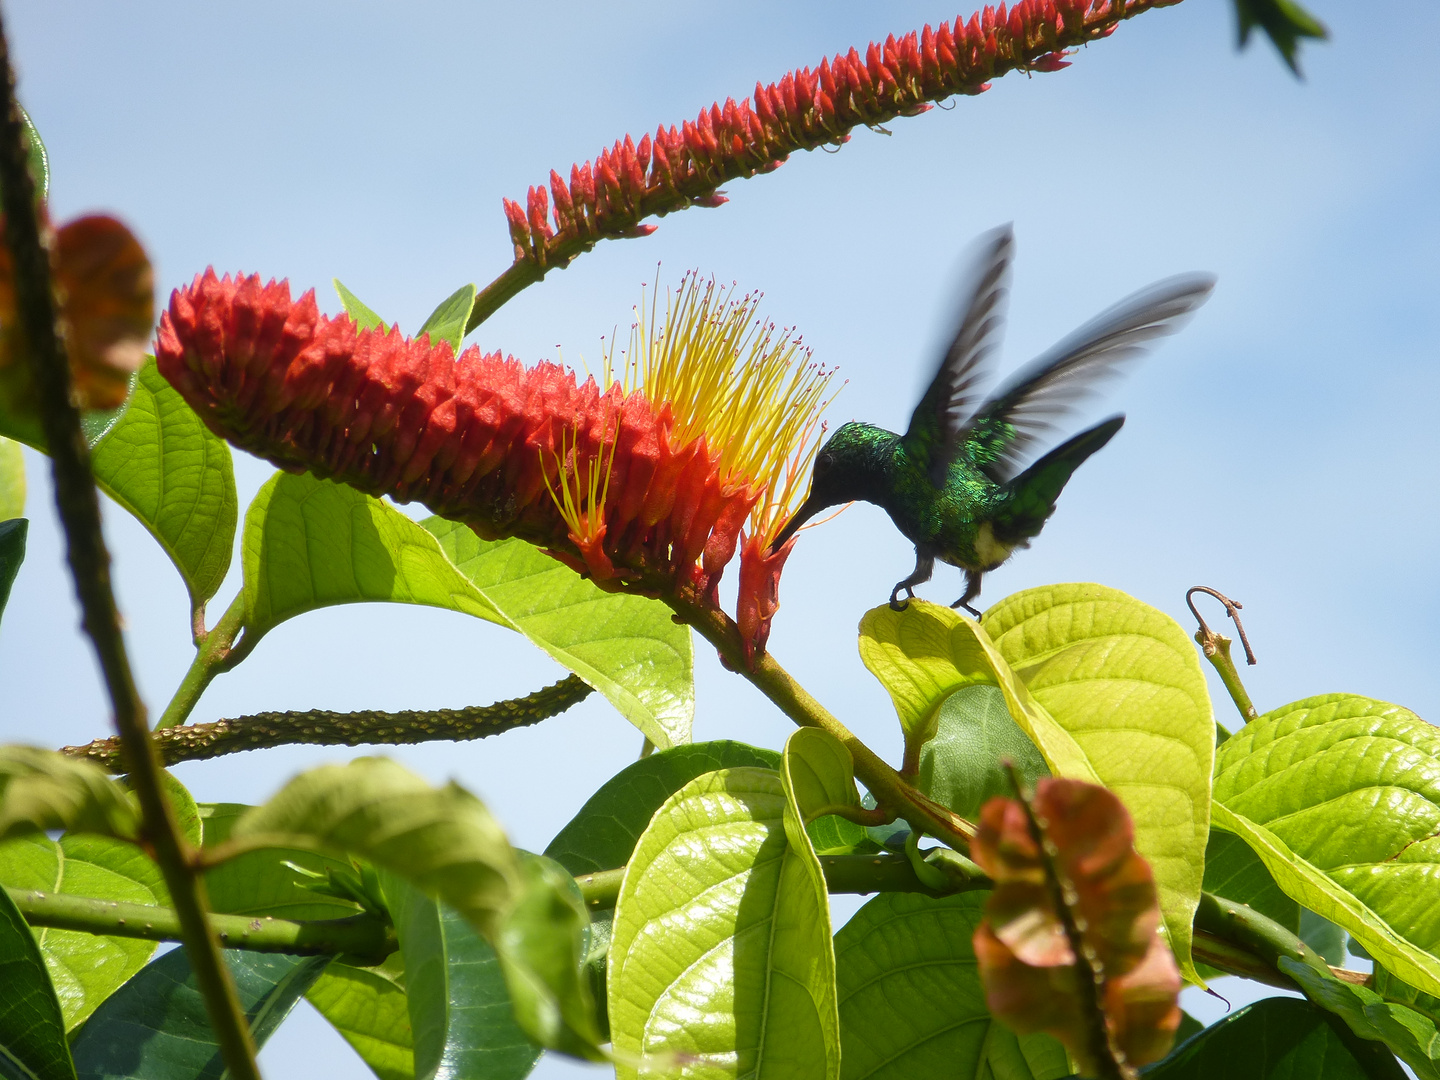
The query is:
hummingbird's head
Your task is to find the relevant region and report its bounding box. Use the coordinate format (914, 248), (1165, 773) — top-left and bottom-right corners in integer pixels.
(768, 421), (883, 553)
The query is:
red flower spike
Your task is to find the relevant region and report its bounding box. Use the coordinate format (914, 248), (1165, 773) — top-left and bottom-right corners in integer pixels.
(158, 270), (835, 662)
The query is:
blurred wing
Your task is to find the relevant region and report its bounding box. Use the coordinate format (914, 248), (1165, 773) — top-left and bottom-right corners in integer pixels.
(902, 224), (1014, 486)
(967, 272), (1216, 483)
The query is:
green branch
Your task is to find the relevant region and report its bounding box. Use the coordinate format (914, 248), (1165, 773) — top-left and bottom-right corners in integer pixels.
(672, 596), (977, 851)
(0, 18), (261, 1080)
(68, 674), (594, 771)
(156, 592), (247, 729)
(7, 887), (396, 966)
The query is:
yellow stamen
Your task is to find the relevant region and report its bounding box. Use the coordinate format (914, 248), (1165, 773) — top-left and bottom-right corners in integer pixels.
(605, 271), (839, 545)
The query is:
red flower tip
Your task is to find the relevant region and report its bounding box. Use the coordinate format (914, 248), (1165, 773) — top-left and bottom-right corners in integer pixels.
(1029, 50), (1072, 71)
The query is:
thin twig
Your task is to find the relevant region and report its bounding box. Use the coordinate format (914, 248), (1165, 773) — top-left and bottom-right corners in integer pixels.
(64, 675), (594, 771)
(1186, 585), (1260, 726)
(0, 17), (261, 1078)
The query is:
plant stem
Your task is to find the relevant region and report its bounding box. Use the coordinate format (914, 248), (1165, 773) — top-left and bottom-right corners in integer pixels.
(672, 596), (976, 849)
(8, 888), (396, 965)
(0, 21), (260, 1078)
(67, 674), (594, 771)
(1197, 631), (1257, 728)
(155, 592), (246, 729)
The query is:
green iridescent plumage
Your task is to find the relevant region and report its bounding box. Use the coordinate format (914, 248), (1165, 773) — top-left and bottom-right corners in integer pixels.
(773, 226), (1214, 614)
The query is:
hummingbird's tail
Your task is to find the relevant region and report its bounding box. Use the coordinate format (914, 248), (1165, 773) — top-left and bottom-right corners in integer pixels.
(992, 415), (1125, 544)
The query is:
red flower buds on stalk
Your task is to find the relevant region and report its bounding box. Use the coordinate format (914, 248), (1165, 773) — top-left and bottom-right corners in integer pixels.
(500, 0), (1178, 276)
(156, 270), (836, 662)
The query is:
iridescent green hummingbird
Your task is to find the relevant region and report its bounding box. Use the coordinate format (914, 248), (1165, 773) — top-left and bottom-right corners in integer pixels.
(771, 225), (1214, 615)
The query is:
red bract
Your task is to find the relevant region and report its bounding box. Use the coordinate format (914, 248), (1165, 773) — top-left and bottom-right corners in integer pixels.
(155, 270), (834, 661)
(502, 0), (1177, 272)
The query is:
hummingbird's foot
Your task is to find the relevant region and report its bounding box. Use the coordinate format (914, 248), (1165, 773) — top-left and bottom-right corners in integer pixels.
(952, 570), (983, 618)
(951, 598), (982, 618)
(888, 586), (913, 612)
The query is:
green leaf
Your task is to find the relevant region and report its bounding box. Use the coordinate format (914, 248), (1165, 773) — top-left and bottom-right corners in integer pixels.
(833, 891), (1069, 1080)
(0, 834), (164, 1030)
(0, 519), (25, 627)
(1202, 829), (1298, 934)
(380, 873), (540, 1080)
(240, 472), (506, 645)
(1146, 995), (1404, 1079)
(0, 882), (76, 1080)
(198, 804), (363, 923)
(493, 855), (601, 1062)
(859, 587), (1215, 982)
(424, 517), (694, 750)
(0, 437), (24, 519)
(544, 740), (781, 876)
(917, 684), (1051, 821)
(140, 772), (200, 851)
(333, 280), (387, 333)
(67, 948), (331, 1079)
(1280, 958), (1440, 1079)
(19, 106), (48, 203)
(416, 285), (476, 351)
(305, 955), (412, 1080)
(1301, 909), (1349, 967)
(0, 747), (139, 842)
(231, 758), (519, 941)
(90, 358), (236, 611)
(1213, 693), (1440, 997)
(1373, 964), (1440, 1028)
(1233, 0), (1328, 75)
(609, 766), (837, 1080)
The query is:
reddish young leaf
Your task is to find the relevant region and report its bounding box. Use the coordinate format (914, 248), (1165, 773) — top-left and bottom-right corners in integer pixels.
(0, 213), (153, 414)
(972, 778), (1182, 1077)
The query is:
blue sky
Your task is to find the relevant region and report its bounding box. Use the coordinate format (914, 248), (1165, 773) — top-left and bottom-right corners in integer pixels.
(3, 2), (1437, 1075)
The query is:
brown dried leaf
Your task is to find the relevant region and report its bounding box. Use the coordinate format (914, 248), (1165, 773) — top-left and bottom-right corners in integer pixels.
(972, 778), (1182, 1075)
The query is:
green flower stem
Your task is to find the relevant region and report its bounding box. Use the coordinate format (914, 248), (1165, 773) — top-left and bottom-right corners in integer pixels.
(156, 592), (247, 729)
(467, 260), (544, 333)
(7, 887), (397, 966)
(1196, 630), (1257, 729)
(68, 674), (593, 771)
(0, 21), (260, 1080)
(575, 853), (983, 911)
(673, 597), (977, 850)
(1194, 892), (1365, 987)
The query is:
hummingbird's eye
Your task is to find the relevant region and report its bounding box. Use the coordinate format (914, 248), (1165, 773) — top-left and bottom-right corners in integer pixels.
(815, 452), (834, 474)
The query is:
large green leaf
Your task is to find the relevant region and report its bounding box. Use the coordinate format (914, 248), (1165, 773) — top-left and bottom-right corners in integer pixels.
(608, 766), (836, 1080)
(544, 740), (782, 876)
(1145, 996), (1403, 1079)
(0, 883), (75, 1080)
(231, 758), (518, 941)
(424, 518), (694, 750)
(0, 437), (24, 519)
(305, 956), (412, 1080)
(0, 520), (24, 627)
(0, 747), (139, 843)
(916, 685), (1051, 821)
(859, 587), (1215, 982)
(1213, 693), (1440, 998)
(380, 874), (539, 1080)
(833, 891), (1069, 1080)
(0, 835), (164, 1031)
(240, 472), (506, 643)
(230, 759), (597, 1057)
(416, 286), (476, 351)
(67, 948), (331, 1080)
(197, 804), (362, 923)
(1281, 958), (1440, 1079)
(91, 357), (237, 611)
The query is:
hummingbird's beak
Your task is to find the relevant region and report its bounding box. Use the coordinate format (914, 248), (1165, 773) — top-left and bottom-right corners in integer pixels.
(768, 493), (827, 554)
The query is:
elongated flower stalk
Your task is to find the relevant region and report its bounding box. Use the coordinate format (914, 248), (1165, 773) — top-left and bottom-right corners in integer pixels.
(488, 0), (1181, 322)
(156, 270), (835, 661)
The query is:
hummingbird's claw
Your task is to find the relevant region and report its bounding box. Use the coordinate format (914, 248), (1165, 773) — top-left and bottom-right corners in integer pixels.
(889, 596), (910, 612)
(951, 598), (982, 618)
(889, 584), (914, 612)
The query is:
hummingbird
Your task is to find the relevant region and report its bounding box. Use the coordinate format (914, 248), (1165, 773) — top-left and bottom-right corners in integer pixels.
(770, 225), (1215, 615)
